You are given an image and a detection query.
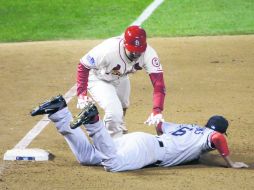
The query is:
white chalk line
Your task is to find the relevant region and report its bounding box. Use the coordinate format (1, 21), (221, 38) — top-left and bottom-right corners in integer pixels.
(0, 0), (164, 175)
(130, 0), (164, 26)
(14, 85), (77, 149)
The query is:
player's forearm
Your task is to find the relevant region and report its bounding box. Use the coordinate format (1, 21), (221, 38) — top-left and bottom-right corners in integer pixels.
(210, 133), (248, 168)
(222, 155), (249, 168)
(223, 155), (235, 167)
(149, 73), (166, 113)
(77, 63), (90, 96)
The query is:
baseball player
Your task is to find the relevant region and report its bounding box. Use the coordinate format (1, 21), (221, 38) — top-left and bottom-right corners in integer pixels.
(31, 95), (249, 172)
(76, 25), (166, 137)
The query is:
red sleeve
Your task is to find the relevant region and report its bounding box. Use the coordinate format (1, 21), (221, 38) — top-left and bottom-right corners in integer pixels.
(77, 63), (90, 96)
(149, 73), (166, 114)
(156, 122), (163, 134)
(210, 132), (230, 157)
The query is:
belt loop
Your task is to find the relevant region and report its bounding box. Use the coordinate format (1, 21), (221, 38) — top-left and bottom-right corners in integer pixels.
(156, 136), (164, 147)
(158, 140), (164, 147)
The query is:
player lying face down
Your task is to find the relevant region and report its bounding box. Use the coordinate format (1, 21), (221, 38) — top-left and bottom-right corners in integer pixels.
(31, 95), (249, 172)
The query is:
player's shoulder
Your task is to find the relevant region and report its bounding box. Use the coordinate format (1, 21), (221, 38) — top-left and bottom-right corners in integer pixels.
(144, 44), (157, 54)
(210, 131), (225, 139)
(95, 36), (122, 54)
(102, 36), (122, 47)
(143, 44), (160, 66)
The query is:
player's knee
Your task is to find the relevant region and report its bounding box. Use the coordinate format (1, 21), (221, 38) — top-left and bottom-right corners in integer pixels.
(78, 154), (102, 165)
(104, 108), (123, 123)
(79, 157), (101, 166)
(103, 161), (122, 172)
(121, 100), (129, 109)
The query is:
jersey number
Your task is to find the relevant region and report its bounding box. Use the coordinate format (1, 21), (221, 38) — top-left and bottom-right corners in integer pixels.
(172, 127), (193, 136)
(172, 127), (204, 136)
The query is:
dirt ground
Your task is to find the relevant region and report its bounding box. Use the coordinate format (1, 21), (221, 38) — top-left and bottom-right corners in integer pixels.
(0, 35), (253, 190)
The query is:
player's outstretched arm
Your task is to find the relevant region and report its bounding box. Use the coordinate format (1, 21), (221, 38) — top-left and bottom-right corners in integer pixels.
(222, 155), (249, 168)
(77, 63), (93, 109)
(211, 132), (249, 169)
(144, 73), (166, 126)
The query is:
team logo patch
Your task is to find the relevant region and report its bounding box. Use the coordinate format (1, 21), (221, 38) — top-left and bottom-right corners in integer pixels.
(86, 55), (95, 66)
(152, 57), (160, 67)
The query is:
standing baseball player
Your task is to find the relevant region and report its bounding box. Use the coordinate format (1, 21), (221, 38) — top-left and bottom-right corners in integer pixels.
(76, 25), (166, 137)
(31, 95), (249, 172)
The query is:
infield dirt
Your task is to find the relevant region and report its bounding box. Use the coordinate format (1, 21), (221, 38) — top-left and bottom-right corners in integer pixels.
(0, 36), (253, 190)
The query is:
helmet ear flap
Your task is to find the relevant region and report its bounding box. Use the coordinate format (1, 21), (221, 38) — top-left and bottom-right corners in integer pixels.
(124, 25), (147, 53)
(205, 115), (229, 134)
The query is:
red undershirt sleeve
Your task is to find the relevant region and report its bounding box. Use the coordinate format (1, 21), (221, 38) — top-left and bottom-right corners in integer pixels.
(156, 122), (163, 135)
(149, 73), (166, 114)
(77, 63), (90, 96)
(210, 132), (230, 157)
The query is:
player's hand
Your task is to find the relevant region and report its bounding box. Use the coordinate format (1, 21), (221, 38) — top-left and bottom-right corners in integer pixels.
(231, 162), (249, 169)
(144, 112), (164, 126)
(77, 95), (93, 109)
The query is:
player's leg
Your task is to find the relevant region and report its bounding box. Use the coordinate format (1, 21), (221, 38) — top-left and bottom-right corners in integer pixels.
(73, 103), (163, 172)
(88, 79), (124, 138)
(114, 76), (130, 134)
(85, 121), (117, 166)
(86, 122), (163, 172)
(31, 95), (102, 165)
(85, 120), (135, 172)
(49, 107), (102, 165)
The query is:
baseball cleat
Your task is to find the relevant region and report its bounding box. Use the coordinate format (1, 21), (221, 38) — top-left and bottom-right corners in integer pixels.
(70, 102), (99, 129)
(121, 123), (128, 134)
(122, 129), (128, 134)
(30, 95), (67, 116)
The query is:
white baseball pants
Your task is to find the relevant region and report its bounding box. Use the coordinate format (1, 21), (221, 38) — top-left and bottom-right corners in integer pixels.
(88, 75), (130, 137)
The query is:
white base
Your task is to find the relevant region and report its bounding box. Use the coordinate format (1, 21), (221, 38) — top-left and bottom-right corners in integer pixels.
(3, 148), (51, 161)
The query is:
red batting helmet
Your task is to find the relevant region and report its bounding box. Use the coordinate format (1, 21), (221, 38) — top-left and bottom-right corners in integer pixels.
(124, 25), (147, 53)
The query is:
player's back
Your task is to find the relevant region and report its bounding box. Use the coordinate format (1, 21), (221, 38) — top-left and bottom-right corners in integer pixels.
(159, 122), (215, 167)
(89, 36), (122, 56)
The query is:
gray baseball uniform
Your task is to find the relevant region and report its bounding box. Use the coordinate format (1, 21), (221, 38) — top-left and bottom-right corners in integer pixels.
(49, 107), (215, 172)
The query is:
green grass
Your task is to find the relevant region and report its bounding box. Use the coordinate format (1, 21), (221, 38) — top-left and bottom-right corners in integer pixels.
(144, 0), (254, 37)
(0, 0), (253, 42)
(0, 0), (152, 42)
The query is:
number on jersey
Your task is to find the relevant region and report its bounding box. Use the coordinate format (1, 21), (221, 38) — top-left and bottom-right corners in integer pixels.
(172, 125), (204, 136)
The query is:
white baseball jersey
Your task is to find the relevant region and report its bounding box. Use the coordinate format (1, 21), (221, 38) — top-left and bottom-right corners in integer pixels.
(158, 122), (215, 167)
(80, 36), (163, 82)
(78, 36), (165, 137)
